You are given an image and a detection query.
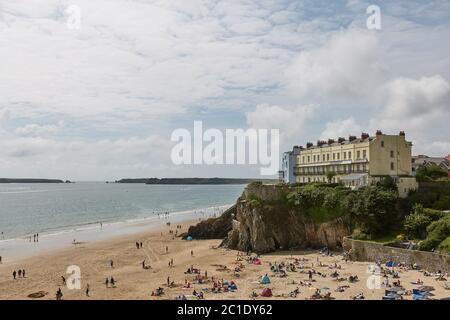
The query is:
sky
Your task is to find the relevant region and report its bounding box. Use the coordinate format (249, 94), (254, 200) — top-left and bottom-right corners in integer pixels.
(0, 0), (449, 180)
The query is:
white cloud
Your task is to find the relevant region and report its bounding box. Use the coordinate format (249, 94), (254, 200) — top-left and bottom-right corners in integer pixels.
(320, 117), (363, 140)
(286, 29), (385, 100)
(369, 75), (450, 132)
(15, 121), (64, 137)
(246, 104), (315, 136)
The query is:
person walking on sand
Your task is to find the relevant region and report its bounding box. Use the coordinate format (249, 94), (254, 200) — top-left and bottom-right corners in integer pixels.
(86, 284), (90, 297)
(110, 277), (115, 287)
(105, 278), (109, 288)
(22, 269), (26, 278)
(110, 260), (114, 268)
(166, 246), (168, 253)
(13, 270), (16, 280)
(167, 276), (170, 287)
(33, 234), (36, 242)
(62, 276), (66, 286)
(0, 256), (2, 264)
(136, 242), (140, 249)
(18, 270), (22, 278)
(140, 242), (143, 248)
(191, 250), (194, 257)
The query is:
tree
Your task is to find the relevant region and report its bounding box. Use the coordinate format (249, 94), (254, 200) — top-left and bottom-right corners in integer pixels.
(416, 165), (448, 182)
(326, 171), (336, 183)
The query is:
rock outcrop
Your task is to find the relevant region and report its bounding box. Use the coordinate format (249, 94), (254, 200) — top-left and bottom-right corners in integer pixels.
(221, 183), (351, 253)
(222, 200), (349, 253)
(182, 204), (236, 239)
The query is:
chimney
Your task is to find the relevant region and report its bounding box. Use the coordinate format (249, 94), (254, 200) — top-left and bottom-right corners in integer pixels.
(338, 137), (345, 143)
(399, 131), (405, 136)
(317, 140), (327, 147)
(349, 135), (357, 142)
(361, 132), (369, 139)
(327, 138), (335, 145)
(376, 130), (382, 136)
(306, 142), (313, 148)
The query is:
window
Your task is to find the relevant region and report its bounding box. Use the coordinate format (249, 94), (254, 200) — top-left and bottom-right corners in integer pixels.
(302, 156), (305, 163)
(390, 162), (394, 170)
(344, 152), (347, 159)
(363, 150), (367, 159)
(381, 141), (385, 147)
(308, 156), (310, 163)
(348, 151), (351, 159)
(323, 154), (325, 161)
(327, 154), (330, 161)
(337, 153), (340, 160)
(332, 153), (335, 160)
(390, 150), (394, 158)
(357, 150), (360, 159)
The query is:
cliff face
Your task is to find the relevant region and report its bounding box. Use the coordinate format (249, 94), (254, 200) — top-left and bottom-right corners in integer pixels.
(222, 201), (349, 253)
(183, 205), (235, 239)
(221, 184), (350, 253)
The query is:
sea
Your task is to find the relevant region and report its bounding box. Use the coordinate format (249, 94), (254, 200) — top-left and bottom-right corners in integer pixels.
(0, 182), (245, 261)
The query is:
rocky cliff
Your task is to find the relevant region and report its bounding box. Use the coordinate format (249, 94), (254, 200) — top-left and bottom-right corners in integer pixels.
(221, 183), (351, 253)
(182, 204), (236, 239)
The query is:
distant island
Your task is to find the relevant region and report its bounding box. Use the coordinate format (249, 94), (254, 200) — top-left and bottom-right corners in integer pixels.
(115, 178), (276, 185)
(0, 178), (67, 183)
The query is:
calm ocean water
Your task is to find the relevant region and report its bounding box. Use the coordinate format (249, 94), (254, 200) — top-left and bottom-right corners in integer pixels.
(0, 182), (245, 240)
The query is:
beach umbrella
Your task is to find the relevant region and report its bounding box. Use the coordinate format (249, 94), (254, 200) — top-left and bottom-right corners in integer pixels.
(186, 236), (193, 241)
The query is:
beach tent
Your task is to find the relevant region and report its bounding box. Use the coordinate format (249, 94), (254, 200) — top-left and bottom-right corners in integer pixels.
(260, 274), (271, 284)
(186, 236), (193, 241)
(229, 282), (238, 290)
(261, 288), (272, 297)
(385, 260), (397, 267)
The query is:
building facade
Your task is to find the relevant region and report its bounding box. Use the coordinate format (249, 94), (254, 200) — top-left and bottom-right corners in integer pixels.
(294, 131), (418, 197)
(280, 146), (301, 184)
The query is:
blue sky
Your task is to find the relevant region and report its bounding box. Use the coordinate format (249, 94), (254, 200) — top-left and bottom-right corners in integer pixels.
(0, 0), (449, 180)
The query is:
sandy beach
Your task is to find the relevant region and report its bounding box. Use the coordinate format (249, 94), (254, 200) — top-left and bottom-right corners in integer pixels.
(0, 220), (448, 300)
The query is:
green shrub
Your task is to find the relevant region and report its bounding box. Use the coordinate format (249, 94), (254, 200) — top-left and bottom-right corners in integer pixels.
(419, 215), (450, 251)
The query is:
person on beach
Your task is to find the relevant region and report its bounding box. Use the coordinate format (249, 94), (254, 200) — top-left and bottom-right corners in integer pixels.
(110, 277), (115, 287)
(166, 246), (168, 253)
(0, 256), (2, 264)
(18, 270), (22, 278)
(33, 234), (36, 242)
(105, 278), (109, 288)
(12, 270), (16, 280)
(56, 288), (63, 300)
(62, 276), (66, 286)
(135, 242), (140, 249)
(167, 276), (170, 286)
(140, 242), (143, 249)
(110, 260), (114, 268)
(86, 284), (90, 297)
(22, 269), (26, 278)
(100, 223), (103, 230)
(191, 250), (194, 257)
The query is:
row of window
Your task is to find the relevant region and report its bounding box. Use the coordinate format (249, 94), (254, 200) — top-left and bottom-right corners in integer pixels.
(296, 163), (368, 175)
(301, 149), (367, 164)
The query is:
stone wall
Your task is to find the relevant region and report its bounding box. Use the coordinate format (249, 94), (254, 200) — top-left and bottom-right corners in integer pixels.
(343, 237), (450, 272)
